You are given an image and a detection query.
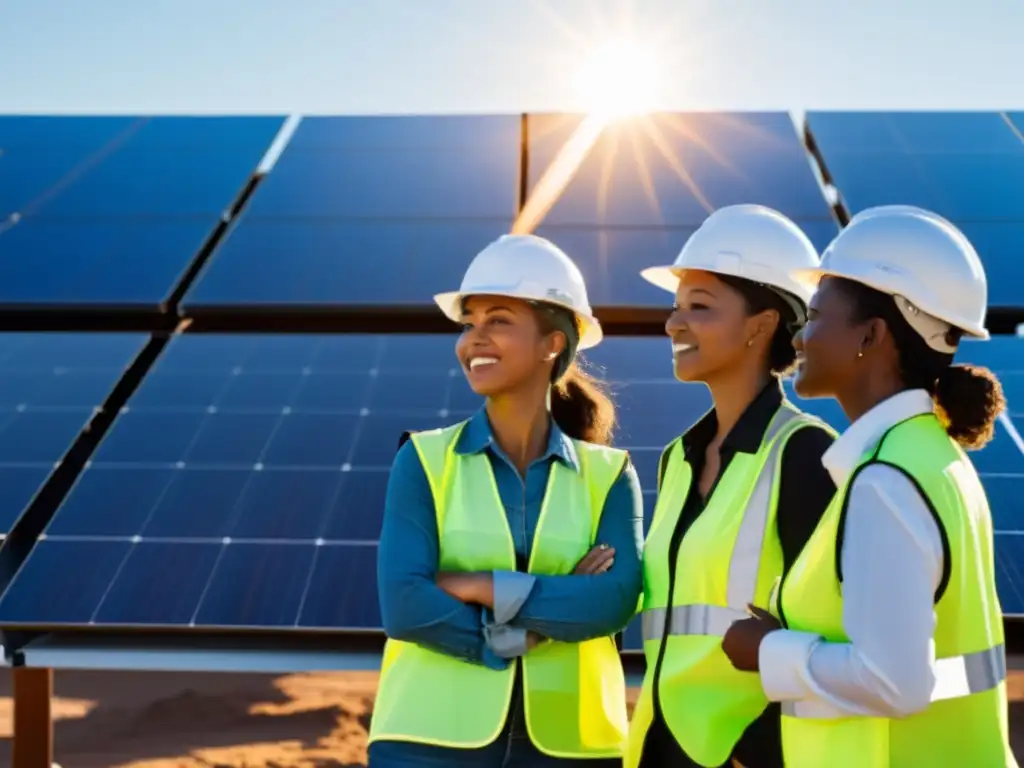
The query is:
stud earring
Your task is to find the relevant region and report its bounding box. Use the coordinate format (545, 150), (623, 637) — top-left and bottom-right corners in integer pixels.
(857, 350), (864, 358)
(746, 339), (754, 348)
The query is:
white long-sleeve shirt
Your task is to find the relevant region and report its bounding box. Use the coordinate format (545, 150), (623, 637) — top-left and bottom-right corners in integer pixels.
(760, 389), (946, 719)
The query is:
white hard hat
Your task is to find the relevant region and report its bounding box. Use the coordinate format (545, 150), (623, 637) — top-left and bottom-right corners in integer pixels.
(640, 204), (821, 323)
(434, 234), (603, 349)
(795, 205), (989, 351)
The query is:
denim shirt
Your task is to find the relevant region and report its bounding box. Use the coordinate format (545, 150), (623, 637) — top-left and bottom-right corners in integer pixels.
(377, 408), (644, 669)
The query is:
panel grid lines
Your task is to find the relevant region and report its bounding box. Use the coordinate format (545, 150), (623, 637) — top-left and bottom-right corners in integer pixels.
(806, 112), (1024, 308)
(0, 334), (698, 633)
(0, 116), (284, 308)
(0, 332), (148, 534)
(0, 333), (1020, 640)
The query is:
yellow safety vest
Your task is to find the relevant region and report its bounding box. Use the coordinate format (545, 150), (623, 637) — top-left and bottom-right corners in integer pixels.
(369, 420), (630, 757)
(778, 413), (1015, 767)
(627, 404), (831, 768)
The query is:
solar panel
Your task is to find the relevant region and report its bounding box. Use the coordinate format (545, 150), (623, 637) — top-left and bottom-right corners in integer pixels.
(524, 112), (837, 308)
(806, 112), (1024, 309)
(0, 332), (147, 535)
(0, 116), (137, 152)
(183, 116), (520, 311)
(969, 338), (1024, 616)
(533, 219), (840, 309)
(0, 334), (709, 637)
(0, 116), (283, 307)
(528, 112), (835, 228)
(184, 219), (510, 308)
(0, 331), (1018, 646)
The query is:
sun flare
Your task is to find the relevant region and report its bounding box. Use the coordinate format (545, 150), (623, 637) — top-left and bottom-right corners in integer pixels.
(575, 40), (659, 119)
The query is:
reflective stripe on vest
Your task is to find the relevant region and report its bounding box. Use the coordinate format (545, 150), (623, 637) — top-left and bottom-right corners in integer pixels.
(370, 420), (630, 757)
(640, 406), (798, 643)
(776, 414), (1015, 768)
(625, 404), (832, 768)
(781, 643), (1007, 718)
(642, 604), (747, 639)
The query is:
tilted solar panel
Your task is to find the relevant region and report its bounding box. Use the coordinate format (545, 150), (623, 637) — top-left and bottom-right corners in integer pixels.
(534, 219), (840, 310)
(0, 116), (284, 308)
(185, 219), (510, 308)
(183, 116), (520, 312)
(529, 112), (836, 228)
(183, 113), (839, 313)
(0, 335), (710, 637)
(0, 332), (147, 534)
(526, 112), (838, 308)
(806, 112), (1024, 309)
(0, 334), (1018, 646)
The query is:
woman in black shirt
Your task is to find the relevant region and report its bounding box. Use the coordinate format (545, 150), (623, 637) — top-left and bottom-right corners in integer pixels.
(627, 205), (837, 768)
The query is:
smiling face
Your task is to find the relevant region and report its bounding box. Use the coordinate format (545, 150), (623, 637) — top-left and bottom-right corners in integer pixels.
(456, 295), (565, 398)
(793, 276), (886, 399)
(665, 270), (778, 384)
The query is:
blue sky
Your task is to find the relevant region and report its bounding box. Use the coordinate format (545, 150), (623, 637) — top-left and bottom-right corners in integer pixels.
(2, 0), (1023, 114)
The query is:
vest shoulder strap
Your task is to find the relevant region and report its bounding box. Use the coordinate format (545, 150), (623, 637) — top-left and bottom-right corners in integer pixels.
(657, 437), (684, 494)
(769, 401), (838, 445)
(655, 406), (829, 493)
(574, 442), (630, 542)
(407, 422), (468, 526)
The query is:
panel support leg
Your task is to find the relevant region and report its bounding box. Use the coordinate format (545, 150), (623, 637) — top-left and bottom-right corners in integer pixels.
(12, 666), (53, 768)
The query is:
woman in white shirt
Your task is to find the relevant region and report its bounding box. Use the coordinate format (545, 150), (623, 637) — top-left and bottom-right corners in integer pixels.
(721, 205), (1016, 767)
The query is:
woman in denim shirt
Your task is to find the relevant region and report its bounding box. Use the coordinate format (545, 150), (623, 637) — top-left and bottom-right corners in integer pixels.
(369, 234), (644, 767)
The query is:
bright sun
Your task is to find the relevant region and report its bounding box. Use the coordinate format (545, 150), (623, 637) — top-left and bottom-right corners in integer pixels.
(575, 41), (659, 119)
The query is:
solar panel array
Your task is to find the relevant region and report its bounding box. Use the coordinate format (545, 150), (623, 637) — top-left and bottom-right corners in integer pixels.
(0, 112), (1021, 667)
(0, 116), (284, 308)
(807, 112), (1024, 309)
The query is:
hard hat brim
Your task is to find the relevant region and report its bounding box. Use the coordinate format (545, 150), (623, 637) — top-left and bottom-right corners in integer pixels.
(641, 264), (816, 308)
(433, 290), (604, 350)
(639, 265), (680, 294)
(793, 267), (991, 340)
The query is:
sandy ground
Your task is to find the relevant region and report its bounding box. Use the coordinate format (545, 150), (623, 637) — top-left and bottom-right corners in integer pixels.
(0, 668), (1020, 767)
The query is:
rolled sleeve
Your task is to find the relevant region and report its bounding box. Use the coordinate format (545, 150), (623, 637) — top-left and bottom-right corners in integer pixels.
(483, 620), (532, 659)
(492, 570), (536, 624)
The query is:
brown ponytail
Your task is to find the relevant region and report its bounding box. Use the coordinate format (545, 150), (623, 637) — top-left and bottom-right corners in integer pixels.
(550, 360), (617, 445)
(933, 364), (1006, 450)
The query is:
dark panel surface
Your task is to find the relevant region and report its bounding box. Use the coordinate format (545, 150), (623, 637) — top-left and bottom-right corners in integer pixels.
(535, 218), (839, 308)
(0, 332), (147, 534)
(0, 334), (1019, 638)
(807, 112), (1024, 309)
(0, 116), (283, 307)
(184, 219), (509, 308)
(183, 116), (520, 311)
(528, 112), (834, 227)
(0, 335), (706, 632)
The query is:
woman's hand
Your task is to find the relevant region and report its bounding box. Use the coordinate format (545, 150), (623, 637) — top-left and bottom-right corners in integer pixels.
(435, 571), (493, 607)
(722, 605), (781, 672)
(574, 543), (616, 575)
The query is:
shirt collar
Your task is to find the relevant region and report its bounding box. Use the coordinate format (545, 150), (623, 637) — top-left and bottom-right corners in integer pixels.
(682, 378), (786, 456)
(454, 407), (580, 473)
(822, 389), (934, 485)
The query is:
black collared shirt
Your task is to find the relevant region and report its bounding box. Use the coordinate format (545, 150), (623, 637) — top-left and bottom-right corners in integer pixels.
(640, 380), (837, 768)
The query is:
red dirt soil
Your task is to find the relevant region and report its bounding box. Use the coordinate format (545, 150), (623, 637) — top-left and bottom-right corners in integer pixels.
(0, 668), (1019, 767)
